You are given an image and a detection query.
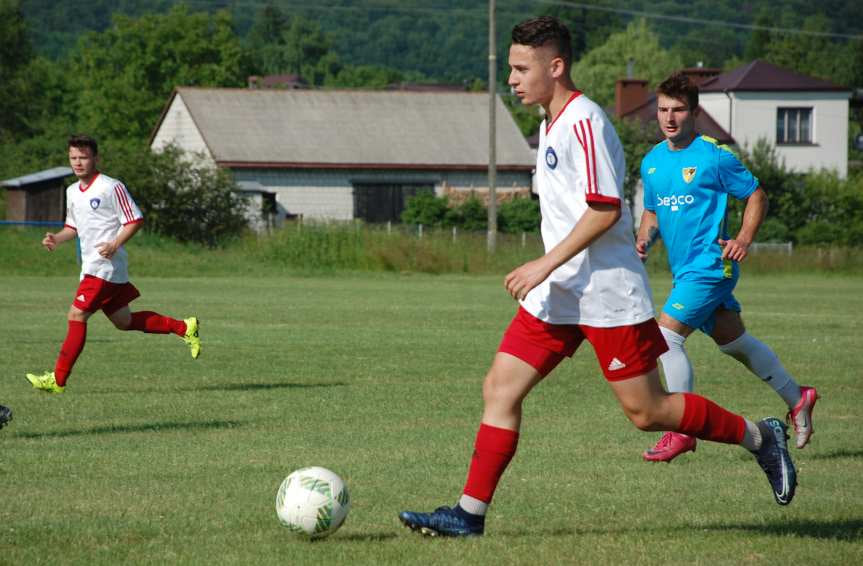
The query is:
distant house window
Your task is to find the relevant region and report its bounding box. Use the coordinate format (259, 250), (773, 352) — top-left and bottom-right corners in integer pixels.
(776, 108), (812, 144)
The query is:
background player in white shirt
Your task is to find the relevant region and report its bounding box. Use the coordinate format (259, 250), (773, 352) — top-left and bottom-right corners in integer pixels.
(398, 17), (798, 538)
(25, 135), (201, 394)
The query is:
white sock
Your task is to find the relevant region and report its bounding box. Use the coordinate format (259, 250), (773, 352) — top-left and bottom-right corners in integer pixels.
(458, 494), (488, 516)
(719, 332), (801, 408)
(740, 419), (762, 451)
(659, 326), (694, 392)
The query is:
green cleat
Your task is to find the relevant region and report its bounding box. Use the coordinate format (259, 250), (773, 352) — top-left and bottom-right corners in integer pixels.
(183, 317), (201, 359)
(25, 371), (65, 394)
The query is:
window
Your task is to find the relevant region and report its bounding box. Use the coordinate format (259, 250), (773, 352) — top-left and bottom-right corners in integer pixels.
(776, 107), (812, 144)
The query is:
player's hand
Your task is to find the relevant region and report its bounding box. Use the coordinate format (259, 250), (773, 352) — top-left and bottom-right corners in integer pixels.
(96, 241), (119, 259)
(42, 233), (57, 251)
(505, 258), (553, 301)
(635, 239), (649, 262)
(718, 238), (750, 262)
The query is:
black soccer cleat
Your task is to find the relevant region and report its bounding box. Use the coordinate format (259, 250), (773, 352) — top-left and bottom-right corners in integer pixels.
(752, 417), (797, 505)
(399, 505), (484, 537)
(0, 405), (12, 430)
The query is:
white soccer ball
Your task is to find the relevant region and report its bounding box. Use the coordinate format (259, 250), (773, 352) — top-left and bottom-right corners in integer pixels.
(275, 466), (350, 538)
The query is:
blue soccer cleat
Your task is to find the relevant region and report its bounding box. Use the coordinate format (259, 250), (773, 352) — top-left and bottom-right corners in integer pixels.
(398, 505), (484, 537)
(752, 417), (797, 505)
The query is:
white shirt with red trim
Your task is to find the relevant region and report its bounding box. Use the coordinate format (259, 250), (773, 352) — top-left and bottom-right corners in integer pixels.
(64, 172), (143, 283)
(520, 92), (655, 327)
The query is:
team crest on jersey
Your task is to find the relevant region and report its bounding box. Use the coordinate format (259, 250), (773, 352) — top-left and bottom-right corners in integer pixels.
(545, 146), (558, 170)
(682, 167), (697, 184)
(89, 198), (101, 210)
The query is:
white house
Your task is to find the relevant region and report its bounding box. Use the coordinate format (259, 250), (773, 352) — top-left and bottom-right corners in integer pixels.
(149, 88), (535, 224)
(699, 60), (852, 178)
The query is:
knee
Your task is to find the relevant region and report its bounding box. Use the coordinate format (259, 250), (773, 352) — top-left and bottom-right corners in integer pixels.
(621, 403), (663, 431)
(481, 369), (519, 408)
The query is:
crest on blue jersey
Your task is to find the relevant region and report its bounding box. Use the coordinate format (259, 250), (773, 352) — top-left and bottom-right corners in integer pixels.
(682, 167), (697, 184)
(545, 146), (558, 170)
(89, 198), (101, 210)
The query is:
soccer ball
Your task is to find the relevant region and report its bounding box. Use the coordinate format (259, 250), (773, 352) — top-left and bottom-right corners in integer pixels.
(275, 466), (350, 538)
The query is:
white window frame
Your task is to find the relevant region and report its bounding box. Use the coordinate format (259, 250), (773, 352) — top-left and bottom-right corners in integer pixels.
(776, 107), (813, 144)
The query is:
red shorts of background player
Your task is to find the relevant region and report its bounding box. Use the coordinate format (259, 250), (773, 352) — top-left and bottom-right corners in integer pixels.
(498, 306), (668, 380)
(72, 275), (141, 316)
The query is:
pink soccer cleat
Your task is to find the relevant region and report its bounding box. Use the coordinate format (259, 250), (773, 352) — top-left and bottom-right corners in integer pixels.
(643, 431), (697, 462)
(787, 385), (819, 449)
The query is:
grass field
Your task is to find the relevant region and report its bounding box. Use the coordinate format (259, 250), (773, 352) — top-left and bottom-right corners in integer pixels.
(1, 271), (862, 565)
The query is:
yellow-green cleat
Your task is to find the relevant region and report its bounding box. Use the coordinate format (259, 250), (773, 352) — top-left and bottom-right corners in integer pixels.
(183, 317), (201, 359)
(25, 371), (65, 394)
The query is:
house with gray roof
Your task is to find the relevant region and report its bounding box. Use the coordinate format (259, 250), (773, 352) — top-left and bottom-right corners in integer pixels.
(2, 166), (73, 223)
(149, 88), (535, 224)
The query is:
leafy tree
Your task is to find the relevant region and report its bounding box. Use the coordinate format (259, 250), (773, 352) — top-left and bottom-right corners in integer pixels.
(103, 142), (249, 247)
(570, 19), (683, 108)
(612, 116), (660, 204)
(72, 5), (249, 142)
(762, 14), (857, 86)
(0, 0), (34, 140)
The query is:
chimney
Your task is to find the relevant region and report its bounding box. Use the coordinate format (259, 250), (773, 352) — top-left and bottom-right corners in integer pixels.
(615, 79), (648, 117)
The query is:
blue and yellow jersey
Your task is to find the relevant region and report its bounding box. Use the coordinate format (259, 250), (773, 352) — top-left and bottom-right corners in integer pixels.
(641, 135), (758, 282)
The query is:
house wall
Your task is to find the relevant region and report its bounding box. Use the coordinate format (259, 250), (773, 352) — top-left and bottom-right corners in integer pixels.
(231, 168), (532, 221)
(700, 91), (850, 177)
(150, 95), (216, 166)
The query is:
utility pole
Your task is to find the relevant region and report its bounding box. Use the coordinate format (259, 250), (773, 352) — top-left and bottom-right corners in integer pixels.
(487, 0), (497, 253)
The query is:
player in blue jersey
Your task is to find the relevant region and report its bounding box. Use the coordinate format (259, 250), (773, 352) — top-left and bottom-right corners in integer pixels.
(636, 72), (818, 462)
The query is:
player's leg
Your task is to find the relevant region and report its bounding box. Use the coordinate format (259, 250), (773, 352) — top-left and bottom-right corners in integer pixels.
(712, 308), (817, 448)
(26, 302), (93, 393)
(399, 353), (545, 537)
(644, 279), (735, 461)
(103, 284), (201, 359)
(608, 368), (797, 505)
(399, 307), (574, 537)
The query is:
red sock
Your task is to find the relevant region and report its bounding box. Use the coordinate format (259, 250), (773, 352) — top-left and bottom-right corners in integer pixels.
(54, 320), (87, 386)
(678, 392), (746, 444)
(128, 311), (186, 336)
(462, 423), (519, 503)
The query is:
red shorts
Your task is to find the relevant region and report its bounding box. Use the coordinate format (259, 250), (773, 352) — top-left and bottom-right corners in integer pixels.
(72, 275), (140, 315)
(498, 307), (668, 381)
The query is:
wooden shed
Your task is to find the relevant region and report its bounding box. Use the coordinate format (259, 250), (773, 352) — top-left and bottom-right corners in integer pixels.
(2, 167), (73, 222)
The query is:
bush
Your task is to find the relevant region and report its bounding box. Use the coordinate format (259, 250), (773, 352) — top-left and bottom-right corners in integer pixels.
(401, 192), (447, 226)
(498, 196), (540, 233)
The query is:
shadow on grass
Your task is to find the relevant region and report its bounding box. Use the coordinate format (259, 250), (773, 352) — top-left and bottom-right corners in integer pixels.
(15, 419), (243, 439)
(327, 532), (399, 543)
(189, 382), (348, 392)
(810, 448), (863, 460)
(704, 518), (863, 542)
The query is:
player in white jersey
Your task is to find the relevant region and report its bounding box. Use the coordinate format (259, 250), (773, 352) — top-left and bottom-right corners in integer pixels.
(398, 17), (797, 537)
(25, 135), (201, 394)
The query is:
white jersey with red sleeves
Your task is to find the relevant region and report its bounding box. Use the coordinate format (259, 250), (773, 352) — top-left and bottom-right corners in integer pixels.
(520, 91), (655, 327)
(64, 172), (143, 283)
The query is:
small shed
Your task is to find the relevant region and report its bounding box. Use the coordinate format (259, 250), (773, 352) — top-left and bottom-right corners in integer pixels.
(1, 167), (73, 222)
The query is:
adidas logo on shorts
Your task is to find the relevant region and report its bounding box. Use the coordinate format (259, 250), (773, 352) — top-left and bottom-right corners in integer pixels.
(76, 294), (86, 302)
(608, 357), (627, 371)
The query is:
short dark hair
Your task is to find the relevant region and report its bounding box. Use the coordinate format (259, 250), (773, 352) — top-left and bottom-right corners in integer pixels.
(657, 72), (699, 110)
(511, 16), (573, 68)
(67, 134), (98, 156)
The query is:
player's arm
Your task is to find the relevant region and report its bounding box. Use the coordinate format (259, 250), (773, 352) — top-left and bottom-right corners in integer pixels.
(97, 220), (143, 259)
(505, 202), (620, 301)
(719, 186), (767, 262)
(636, 210), (660, 261)
(42, 227), (77, 251)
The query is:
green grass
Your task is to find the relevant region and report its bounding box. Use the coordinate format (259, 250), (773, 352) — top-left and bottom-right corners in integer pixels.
(1, 272), (861, 565)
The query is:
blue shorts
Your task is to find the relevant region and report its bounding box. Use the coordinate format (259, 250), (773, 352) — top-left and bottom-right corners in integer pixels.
(661, 277), (741, 335)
